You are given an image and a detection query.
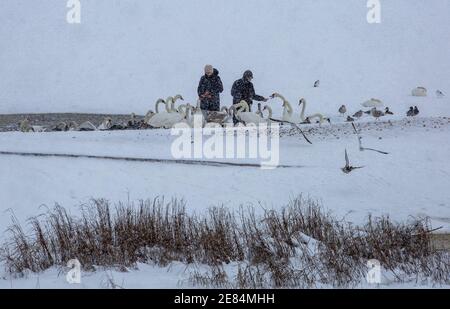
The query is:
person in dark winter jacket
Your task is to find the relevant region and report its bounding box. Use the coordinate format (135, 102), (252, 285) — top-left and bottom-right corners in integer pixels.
(197, 65), (224, 111)
(231, 70), (268, 112)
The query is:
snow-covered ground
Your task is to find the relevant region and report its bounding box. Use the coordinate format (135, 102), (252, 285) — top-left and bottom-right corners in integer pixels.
(1, 0), (450, 288)
(1, 114), (450, 231)
(1, 114), (449, 288)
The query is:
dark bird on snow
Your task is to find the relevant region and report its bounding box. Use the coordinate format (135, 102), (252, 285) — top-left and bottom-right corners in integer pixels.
(384, 107), (394, 115)
(314, 80), (320, 88)
(353, 110), (364, 118)
(342, 149), (364, 174)
(406, 106), (414, 117)
(413, 106), (420, 116)
(339, 105), (347, 117)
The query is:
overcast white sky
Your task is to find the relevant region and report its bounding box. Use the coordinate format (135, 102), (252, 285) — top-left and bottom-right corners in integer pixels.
(1, 0), (449, 114)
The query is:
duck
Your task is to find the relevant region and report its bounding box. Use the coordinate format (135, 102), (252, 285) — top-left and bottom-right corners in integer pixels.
(341, 149), (363, 174)
(207, 106), (230, 125)
(126, 113), (139, 129)
(371, 108), (385, 120)
(412, 87), (427, 97)
(406, 106), (415, 117)
(384, 107), (394, 115)
(339, 105), (347, 117)
(353, 110), (364, 118)
(413, 106), (420, 116)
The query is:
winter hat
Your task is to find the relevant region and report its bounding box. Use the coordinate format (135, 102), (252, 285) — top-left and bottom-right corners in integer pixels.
(204, 65), (214, 74)
(243, 70), (253, 80)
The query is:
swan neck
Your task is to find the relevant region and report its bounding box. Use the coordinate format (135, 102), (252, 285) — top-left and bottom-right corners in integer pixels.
(300, 100), (306, 121)
(165, 101), (171, 113)
(284, 101), (293, 115)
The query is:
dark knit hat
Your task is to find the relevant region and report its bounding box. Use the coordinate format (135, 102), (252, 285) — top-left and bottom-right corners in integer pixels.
(243, 70), (253, 80)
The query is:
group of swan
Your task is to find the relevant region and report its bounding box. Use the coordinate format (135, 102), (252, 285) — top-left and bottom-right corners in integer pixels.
(18, 113), (146, 133)
(19, 118), (46, 132)
(269, 93), (329, 124)
(144, 96), (274, 128)
(146, 96), (188, 129)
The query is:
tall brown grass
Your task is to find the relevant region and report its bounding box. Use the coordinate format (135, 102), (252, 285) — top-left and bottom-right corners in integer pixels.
(1, 196), (448, 288)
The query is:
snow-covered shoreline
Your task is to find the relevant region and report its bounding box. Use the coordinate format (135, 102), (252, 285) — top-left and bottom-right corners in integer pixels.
(1, 116), (449, 231)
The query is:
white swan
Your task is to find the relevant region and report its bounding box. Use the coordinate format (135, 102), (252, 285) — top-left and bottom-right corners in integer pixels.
(154, 98), (166, 113)
(231, 100), (269, 125)
(98, 117), (113, 131)
(78, 121), (97, 131)
(53, 122), (69, 131)
(362, 98), (383, 108)
(147, 101), (188, 129)
(299, 99), (330, 124)
(180, 104), (205, 128)
(166, 95), (184, 112)
(144, 110), (155, 124)
(412, 87), (427, 97)
(147, 98), (171, 126)
(68, 121), (79, 131)
(270, 93), (300, 122)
